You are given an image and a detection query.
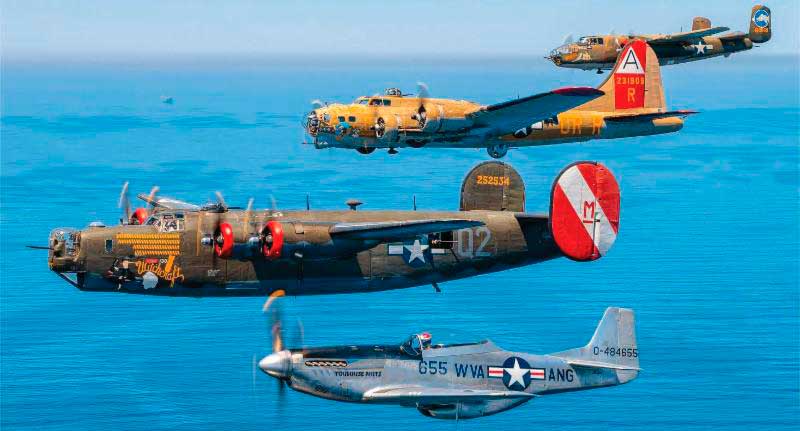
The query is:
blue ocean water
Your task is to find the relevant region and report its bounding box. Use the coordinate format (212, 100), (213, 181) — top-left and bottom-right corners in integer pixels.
(1, 54), (798, 430)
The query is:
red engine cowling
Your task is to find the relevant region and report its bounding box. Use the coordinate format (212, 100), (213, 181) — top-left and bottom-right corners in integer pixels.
(261, 221), (284, 260)
(214, 222), (235, 258)
(131, 208), (149, 225)
(550, 161), (620, 261)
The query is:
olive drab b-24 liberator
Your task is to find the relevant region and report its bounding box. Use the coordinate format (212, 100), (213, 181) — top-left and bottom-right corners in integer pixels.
(43, 161), (621, 297)
(259, 307), (640, 420)
(304, 40), (695, 159)
(547, 5), (771, 72)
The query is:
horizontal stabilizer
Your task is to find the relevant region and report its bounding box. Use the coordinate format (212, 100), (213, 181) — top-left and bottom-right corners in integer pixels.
(470, 87), (604, 134)
(604, 110), (698, 123)
(363, 386), (536, 404)
(648, 26), (729, 44)
(565, 359), (641, 371)
(329, 219), (483, 241)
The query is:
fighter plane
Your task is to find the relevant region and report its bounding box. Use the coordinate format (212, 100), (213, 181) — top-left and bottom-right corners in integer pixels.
(305, 40), (695, 158)
(39, 161), (620, 297)
(547, 5), (771, 73)
(259, 307), (639, 420)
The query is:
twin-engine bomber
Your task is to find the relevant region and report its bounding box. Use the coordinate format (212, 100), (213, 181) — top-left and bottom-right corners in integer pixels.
(260, 307), (640, 420)
(548, 5), (771, 72)
(42, 161), (620, 297)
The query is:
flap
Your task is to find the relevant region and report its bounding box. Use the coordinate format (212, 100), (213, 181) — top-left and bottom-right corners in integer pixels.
(648, 26), (729, 44)
(329, 219), (483, 240)
(363, 386), (536, 403)
(469, 87), (603, 134)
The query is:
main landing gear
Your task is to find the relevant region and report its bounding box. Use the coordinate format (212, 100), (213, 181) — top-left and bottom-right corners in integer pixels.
(356, 147), (375, 155)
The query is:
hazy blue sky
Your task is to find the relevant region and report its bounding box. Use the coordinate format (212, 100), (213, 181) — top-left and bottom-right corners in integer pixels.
(2, 0), (798, 60)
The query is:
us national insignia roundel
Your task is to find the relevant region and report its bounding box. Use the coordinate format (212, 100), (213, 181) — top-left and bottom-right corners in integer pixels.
(488, 356), (545, 391)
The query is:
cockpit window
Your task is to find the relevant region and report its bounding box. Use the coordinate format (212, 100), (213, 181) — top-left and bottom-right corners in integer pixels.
(399, 332), (432, 357)
(579, 36), (604, 45)
(357, 98), (369, 105)
(348, 116), (356, 122)
(145, 212), (185, 233)
(382, 99), (391, 106)
(337, 116), (346, 122)
(368, 99), (382, 106)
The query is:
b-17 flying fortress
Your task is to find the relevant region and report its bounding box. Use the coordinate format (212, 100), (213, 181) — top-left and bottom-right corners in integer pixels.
(306, 40), (695, 158)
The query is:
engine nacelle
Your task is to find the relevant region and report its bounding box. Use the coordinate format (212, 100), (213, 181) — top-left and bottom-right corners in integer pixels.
(419, 103), (473, 133)
(261, 221), (374, 261)
(374, 115), (401, 143)
(417, 399), (529, 420)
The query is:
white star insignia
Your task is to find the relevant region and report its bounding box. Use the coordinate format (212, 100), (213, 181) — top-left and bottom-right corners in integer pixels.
(505, 358), (528, 388)
(691, 42), (712, 55)
(404, 239), (427, 263)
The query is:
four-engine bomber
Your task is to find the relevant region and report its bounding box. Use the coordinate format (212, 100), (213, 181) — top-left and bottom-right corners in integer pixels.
(45, 161), (620, 297)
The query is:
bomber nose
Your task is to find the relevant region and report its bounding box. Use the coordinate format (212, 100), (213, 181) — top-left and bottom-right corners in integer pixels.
(259, 350), (292, 379)
(305, 111), (320, 136)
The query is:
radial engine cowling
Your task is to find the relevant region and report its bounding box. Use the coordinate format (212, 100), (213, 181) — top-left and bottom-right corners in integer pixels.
(260, 221), (374, 261)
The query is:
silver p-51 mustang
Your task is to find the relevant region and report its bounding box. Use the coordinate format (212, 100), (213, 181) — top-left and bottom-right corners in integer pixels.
(260, 307), (639, 419)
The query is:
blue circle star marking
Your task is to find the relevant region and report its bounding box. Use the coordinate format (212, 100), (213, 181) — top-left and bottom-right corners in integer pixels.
(501, 357), (532, 391)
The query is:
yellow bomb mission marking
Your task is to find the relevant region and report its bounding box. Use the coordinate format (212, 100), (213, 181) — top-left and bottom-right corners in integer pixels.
(116, 233), (182, 256)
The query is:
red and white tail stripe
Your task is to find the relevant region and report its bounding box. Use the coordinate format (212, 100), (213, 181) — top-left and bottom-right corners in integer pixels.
(550, 162), (620, 261)
(488, 367), (546, 380)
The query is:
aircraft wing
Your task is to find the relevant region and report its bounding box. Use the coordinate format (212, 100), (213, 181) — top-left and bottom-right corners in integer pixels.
(648, 26), (730, 44)
(718, 31), (747, 42)
(363, 386), (536, 404)
(329, 219), (483, 241)
(468, 87), (604, 135)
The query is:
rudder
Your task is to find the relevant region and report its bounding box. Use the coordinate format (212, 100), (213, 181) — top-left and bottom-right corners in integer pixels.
(552, 307), (639, 382)
(574, 39), (665, 113)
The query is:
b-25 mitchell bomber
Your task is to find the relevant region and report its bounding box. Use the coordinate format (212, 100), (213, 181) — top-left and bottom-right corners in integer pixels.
(547, 5), (771, 72)
(305, 40), (695, 158)
(41, 161), (620, 298)
(259, 307), (639, 420)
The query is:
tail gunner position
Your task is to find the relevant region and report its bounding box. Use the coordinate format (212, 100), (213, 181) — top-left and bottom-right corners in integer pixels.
(304, 40), (695, 158)
(41, 161), (621, 297)
(260, 307), (640, 420)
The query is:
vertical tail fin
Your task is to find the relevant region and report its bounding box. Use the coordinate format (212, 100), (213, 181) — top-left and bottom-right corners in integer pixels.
(692, 16), (712, 31)
(749, 5), (771, 43)
(574, 40), (665, 114)
(551, 307), (639, 383)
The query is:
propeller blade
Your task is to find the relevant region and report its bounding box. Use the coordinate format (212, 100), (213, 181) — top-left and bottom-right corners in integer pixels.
(214, 191), (228, 211)
(269, 195), (278, 212)
(118, 182), (131, 221)
(146, 186), (160, 209)
(263, 289), (286, 313)
(26, 245), (52, 250)
(416, 82), (430, 100)
(310, 99), (323, 108)
(563, 33), (574, 44)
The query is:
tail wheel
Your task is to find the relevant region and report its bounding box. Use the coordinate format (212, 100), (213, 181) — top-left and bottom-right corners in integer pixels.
(261, 221), (284, 260)
(214, 222), (234, 258)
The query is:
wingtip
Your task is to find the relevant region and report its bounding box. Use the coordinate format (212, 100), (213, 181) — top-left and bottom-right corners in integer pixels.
(552, 86), (604, 97)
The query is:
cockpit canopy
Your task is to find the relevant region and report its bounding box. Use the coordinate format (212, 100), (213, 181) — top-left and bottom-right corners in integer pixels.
(399, 332), (491, 357)
(578, 36), (605, 45)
